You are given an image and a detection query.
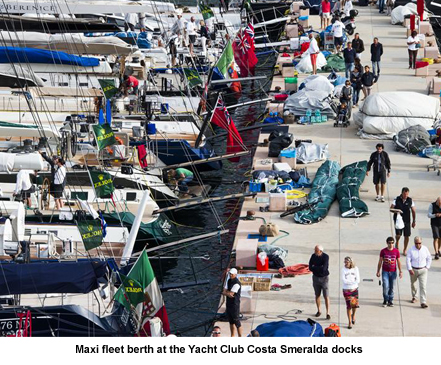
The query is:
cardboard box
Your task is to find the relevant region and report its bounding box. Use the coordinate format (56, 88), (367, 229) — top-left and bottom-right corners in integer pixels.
(235, 239), (259, 268)
(269, 193), (287, 212)
(280, 156), (297, 169)
(286, 24), (299, 38)
(425, 46), (439, 59)
(432, 78), (441, 94)
(299, 8), (309, 17)
(419, 21), (432, 35)
(415, 66), (429, 77)
(282, 66), (295, 77)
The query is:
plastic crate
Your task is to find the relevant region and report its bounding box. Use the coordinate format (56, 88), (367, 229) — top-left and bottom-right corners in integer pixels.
(249, 182), (262, 192)
(253, 278), (271, 291)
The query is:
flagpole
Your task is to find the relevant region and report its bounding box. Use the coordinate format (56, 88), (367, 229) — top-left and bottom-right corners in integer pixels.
(194, 91), (220, 148)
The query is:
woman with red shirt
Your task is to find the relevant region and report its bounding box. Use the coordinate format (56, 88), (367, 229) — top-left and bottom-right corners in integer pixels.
(320, 0), (332, 29)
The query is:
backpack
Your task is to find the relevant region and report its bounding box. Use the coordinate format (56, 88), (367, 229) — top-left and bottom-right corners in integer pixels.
(325, 323), (341, 337)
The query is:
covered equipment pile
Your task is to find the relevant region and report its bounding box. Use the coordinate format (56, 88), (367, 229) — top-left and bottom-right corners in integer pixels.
(336, 161), (369, 218)
(294, 160), (341, 224)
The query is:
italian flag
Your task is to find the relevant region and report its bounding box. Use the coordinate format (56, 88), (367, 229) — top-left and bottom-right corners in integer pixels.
(114, 250), (170, 336)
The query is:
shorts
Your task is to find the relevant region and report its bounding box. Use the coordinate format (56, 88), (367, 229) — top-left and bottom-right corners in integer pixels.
(189, 35), (196, 44)
(321, 12), (331, 19)
(395, 222), (411, 237)
(313, 275), (329, 298)
(310, 53), (318, 66)
(373, 170), (387, 185)
(432, 225), (441, 239)
(21, 187), (34, 199)
(226, 308), (241, 328)
(52, 183), (64, 199)
(334, 36), (343, 46)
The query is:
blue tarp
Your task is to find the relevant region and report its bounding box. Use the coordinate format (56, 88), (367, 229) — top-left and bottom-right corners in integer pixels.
(254, 320), (324, 337)
(0, 260), (108, 295)
(0, 47), (100, 67)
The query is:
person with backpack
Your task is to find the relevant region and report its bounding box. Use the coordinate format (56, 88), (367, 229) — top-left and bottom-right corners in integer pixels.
(341, 257), (360, 329)
(376, 237), (403, 307)
(366, 143), (391, 203)
(390, 187), (416, 256)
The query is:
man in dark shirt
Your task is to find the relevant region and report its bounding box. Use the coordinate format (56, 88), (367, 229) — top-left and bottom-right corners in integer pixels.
(352, 33), (365, 58)
(370, 37), (383, 76)
(367, 143), (391, 202)
(343, 42), (356, 79)
(308, 245), (330, 320)
(222, 268), (242, 337)
(390, 187), (416, 256)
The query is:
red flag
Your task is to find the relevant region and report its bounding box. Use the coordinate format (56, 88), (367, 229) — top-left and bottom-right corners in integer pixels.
(232, 24), (258, 77)
(211, 97), (245, 162)
(417, 0), (424, 21)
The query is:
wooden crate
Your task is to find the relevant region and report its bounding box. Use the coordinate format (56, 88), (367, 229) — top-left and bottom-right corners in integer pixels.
(239, 276), (255, 286)
(253, 278), (271, 291)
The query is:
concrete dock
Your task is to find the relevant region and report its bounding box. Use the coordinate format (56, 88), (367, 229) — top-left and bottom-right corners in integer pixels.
(215, 5), (441, 337)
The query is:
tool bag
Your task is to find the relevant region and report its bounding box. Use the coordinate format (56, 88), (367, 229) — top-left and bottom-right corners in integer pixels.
(259, 223), (279, 237)
(325, 323), (341, 337)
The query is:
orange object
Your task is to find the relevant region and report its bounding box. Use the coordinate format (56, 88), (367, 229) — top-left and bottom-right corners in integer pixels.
(325, 324), (341, 337)
(256, 255), (269, 271)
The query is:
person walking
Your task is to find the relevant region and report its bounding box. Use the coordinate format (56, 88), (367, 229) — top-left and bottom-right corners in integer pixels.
(406, 237), (431, 308)
(370, 37), (383, 76)
(331, 16), (344, 53)
(308, 245), (331, 320)
(343, 42), (356, 79)
(308, 33), (320, 75)
(407, 30), (420, 69)
(352, 33), (365, 59)
(390, 187), (416, 256)
(366, 143), (391, 202)
(386, 0), (394, 15)
(341, 257), (360, 329)
(376, 237), (403, 307)
(378, 0), (386, 13)
(427, 197), (441, 259)
(350, 66), (362, 106)
(320, 0), (332, 29)
(361, 65), (377, 99)
(222, 268), (242, 336)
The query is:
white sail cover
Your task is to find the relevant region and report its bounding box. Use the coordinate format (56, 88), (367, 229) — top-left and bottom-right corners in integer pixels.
(354, 92), (439, 136)
(0, 31), (136, 55)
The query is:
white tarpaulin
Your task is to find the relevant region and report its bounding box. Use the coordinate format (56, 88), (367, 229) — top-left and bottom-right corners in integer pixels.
(284, 89), (335, 116)
(354, 92), (439, 137)
(296, 142), (330, 164)
(391, 3), (428, 24)
(302, 75), (335, 94)
(295, 52), (327, 73)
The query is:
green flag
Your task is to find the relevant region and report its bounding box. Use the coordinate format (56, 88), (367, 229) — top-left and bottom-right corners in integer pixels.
(90, 170), (114, 198)
(183, 68), (203, 88)
(98, 79), (118, 99)
(117, 274), (145, 309)
(198, 0), (214, 20)
(92, 123), (116, 150)
(215, 40), (234, 78)
(77, 220), (103, 251)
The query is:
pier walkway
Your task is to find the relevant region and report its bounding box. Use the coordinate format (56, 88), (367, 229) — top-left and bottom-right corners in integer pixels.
(216, 5), (441, 337)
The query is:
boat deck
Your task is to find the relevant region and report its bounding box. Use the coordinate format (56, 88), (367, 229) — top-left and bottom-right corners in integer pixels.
(214, 6), (441, 337)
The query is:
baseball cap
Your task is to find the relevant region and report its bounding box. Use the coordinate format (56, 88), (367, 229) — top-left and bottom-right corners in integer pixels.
(229, 268), (238, 275)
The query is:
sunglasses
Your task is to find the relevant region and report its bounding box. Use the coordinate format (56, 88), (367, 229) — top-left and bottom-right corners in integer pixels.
(387, 242), (394, 244)
(212, 331), (221, 334)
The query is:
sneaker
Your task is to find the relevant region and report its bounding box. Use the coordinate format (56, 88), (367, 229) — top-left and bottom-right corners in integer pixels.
(383, 301), (387, 307)
(375, 196), (381, 202)
(435, 253), (439, 260)
(388, 302), (394, 307)
(421, 303), (428, 309)
(380, 196), (385, 202)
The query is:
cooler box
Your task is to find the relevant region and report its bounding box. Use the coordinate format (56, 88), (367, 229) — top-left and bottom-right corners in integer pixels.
(269, 193), (287, 212)
(236, 239), (259, 268)
(299, 16), (309, 28)
(280, 156), (297, 169)
(285, 77), (298, 92)
(256, 255), (269, 271)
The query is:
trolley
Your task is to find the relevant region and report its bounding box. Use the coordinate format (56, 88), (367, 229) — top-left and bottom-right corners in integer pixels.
(426, 147), (441, 176)
(324, 32), (334, 51)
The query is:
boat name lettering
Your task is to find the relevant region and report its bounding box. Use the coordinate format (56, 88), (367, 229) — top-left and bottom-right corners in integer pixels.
(160, 220), (172, 236)
(94, 178), (112, 188)
(97, 132), (114, 141)
(0, 4), (56, 12)
(82, 230), (101, 239)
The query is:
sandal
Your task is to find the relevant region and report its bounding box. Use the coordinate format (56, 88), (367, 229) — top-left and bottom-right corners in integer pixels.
(348, 325), (352, 329)
(315, 311), (321, 317)
(281, 284), (292, 290)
